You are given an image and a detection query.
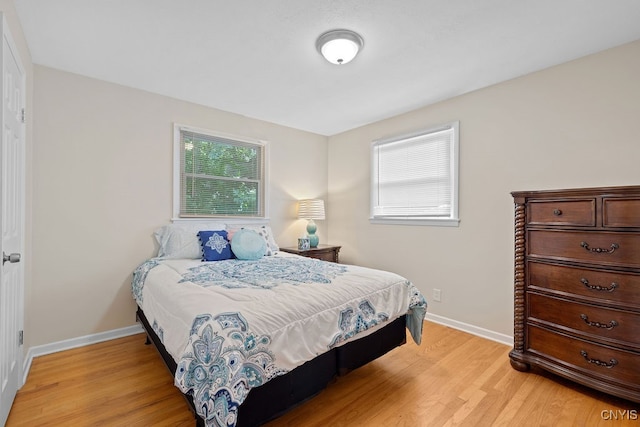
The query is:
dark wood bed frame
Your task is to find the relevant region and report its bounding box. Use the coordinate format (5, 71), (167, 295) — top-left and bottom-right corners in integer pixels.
(136, 307), (407, 427)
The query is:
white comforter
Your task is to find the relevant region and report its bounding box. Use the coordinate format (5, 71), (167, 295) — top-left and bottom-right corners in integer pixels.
(132, 252), (426, 427)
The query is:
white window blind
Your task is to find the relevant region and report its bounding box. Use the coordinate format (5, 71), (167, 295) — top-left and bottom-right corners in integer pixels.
(371, 122), (459, 226)
(175, 125), (267, 218)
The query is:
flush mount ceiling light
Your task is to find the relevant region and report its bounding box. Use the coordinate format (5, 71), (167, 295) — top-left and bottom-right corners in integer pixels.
(316, 29), (364, 65)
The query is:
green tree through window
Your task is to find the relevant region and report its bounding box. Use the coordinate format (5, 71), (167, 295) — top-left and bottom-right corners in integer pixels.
(178, 127), (266, 217)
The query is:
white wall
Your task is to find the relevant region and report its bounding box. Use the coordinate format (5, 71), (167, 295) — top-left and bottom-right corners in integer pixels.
(30, 66), (328, 347)
(327, 39), (640, 337)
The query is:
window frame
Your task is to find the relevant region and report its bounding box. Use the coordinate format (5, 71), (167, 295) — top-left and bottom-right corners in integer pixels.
(172, 124), (270, 222)
(370, 121), (460, 227)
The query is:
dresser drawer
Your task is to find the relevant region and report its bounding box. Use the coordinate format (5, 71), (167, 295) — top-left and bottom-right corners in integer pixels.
(528, 261), (640, 306)
(527, 325), (640, 388)
(604, 197), (640, 228)
(527, 199), (595, 226)
(529, 230), (640, 268)
(528, 293), (640, 347)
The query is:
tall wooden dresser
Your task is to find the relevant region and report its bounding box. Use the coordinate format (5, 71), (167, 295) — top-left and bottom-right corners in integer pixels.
(510, 186), (640, 403)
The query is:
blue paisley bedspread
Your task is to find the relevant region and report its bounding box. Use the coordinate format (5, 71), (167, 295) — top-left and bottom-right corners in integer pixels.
(132, 253), (426, 427)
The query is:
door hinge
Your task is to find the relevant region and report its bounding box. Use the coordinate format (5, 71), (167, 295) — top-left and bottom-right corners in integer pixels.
(18, 330), (23, 346)
(21, 108), (25, 123)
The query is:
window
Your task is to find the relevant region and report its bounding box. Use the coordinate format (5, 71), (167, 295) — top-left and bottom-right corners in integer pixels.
(370, 121), (459, 226)
(173, 124), (268, 218)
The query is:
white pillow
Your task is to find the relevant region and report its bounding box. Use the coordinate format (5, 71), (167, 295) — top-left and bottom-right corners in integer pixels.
(154, 222), (226, 258)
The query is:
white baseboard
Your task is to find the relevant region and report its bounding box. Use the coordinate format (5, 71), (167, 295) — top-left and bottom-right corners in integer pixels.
(424, 313), (513, 347)
(22, 323), (144, 385)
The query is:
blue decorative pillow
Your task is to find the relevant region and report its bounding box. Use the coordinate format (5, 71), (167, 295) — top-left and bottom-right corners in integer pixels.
(197, 230), (233, 261)
(227, 225), (279, 256)
(231, 229), (266, 260)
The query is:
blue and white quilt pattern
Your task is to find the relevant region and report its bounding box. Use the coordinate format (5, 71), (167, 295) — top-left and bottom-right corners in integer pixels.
(132, 253), (427, 427)
(329, 300), (389, 348)
(131, 258), (159, 305)
(175, 312), (287, 427)
(179, 256), (347, 289)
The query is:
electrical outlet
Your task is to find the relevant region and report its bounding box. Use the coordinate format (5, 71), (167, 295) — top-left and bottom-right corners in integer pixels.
(433, 288), (441, 302)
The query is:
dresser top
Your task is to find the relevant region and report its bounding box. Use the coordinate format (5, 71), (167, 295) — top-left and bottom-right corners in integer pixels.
(512, 185), (640, 199)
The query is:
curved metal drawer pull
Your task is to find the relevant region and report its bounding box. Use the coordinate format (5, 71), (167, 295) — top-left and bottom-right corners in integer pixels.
(580, 278), (618, 292)
(580, 350), (618, 368)
(580, 241), (619, 254)
(580, 314), (618, 330)
(553, 209), (562, 216)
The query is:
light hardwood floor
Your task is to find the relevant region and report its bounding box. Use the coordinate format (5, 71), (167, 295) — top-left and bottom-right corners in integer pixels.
(7, 321), (639, 426)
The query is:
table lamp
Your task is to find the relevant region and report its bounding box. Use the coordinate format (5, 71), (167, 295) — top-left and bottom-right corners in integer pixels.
(297, 199), (325, 248)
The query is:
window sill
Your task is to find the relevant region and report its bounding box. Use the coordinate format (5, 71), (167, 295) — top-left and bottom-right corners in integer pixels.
(369, 217), (460, 227)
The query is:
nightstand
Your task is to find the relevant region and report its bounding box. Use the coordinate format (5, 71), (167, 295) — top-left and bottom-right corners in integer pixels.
(279, 244), (341, 263)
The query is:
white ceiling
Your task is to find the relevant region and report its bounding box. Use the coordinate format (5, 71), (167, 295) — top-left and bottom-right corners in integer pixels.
(14, 0), (640, 136)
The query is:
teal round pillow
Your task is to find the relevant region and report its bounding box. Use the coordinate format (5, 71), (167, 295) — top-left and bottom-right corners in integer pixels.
(231, 229), (266, 260)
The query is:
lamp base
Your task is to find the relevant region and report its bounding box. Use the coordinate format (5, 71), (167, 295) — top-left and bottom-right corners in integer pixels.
(306, 220), (319, 248)
(308, 234), (319, 248)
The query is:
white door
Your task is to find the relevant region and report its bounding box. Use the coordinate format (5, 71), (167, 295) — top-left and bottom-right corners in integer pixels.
(0, 16), (25, 426)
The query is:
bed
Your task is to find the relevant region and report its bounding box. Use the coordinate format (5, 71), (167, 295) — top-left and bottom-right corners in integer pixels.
(132, 224), (427, 427)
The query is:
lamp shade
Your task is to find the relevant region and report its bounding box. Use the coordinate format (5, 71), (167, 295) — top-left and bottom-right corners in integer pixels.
(298, 199), (325, 220)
